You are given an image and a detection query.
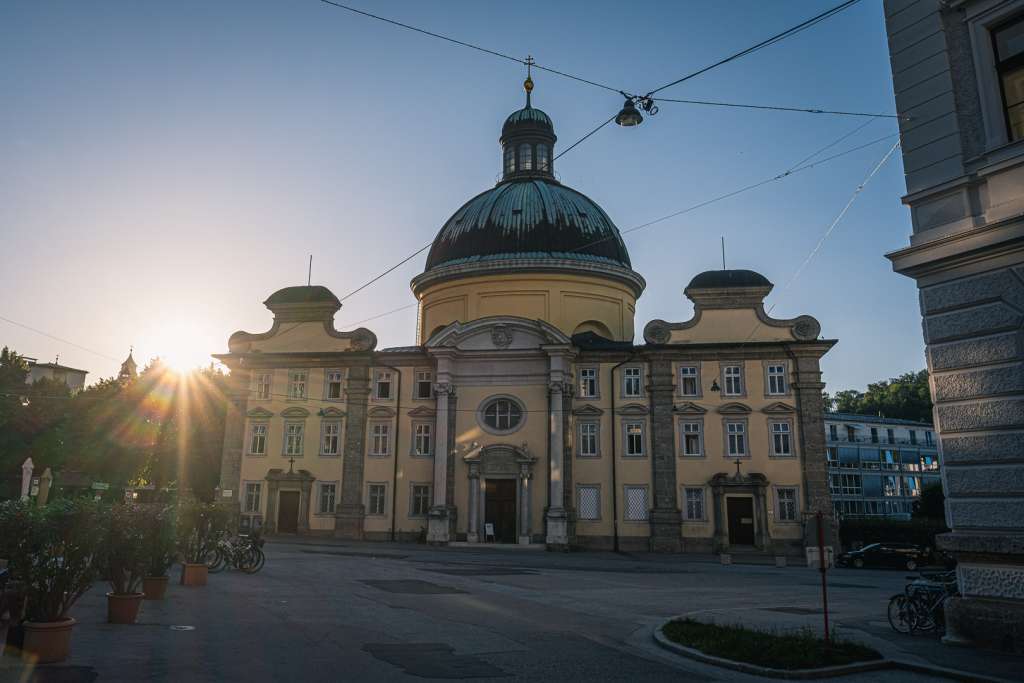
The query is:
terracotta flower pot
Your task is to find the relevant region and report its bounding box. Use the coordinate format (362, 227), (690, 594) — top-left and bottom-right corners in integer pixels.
(180, 563), (208, 587)
(142, 575), (169, 600)
(23, 618), (76, 664)
(106, 592), (145, 624)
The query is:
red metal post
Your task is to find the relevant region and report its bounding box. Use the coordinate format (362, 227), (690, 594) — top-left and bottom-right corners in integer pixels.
(816, 511), (830, 645)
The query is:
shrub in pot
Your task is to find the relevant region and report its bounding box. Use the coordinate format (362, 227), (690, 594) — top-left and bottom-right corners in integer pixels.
(103, 504), (148, 624)
(0, 498), (104, 664)
(139, 505), (176, 600)
(176, 501), (229, 587)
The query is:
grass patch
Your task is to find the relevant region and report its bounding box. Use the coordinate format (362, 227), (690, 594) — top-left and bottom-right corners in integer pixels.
(661, 619), (882, 671)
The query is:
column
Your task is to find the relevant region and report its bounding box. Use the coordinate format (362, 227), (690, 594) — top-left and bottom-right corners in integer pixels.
(648, 356), (682, 552)
(217, 367), (249, 527)
(427, 382), (454, 544)
(335, 364), (370, 539)
(518, 465), (532, 545)
(467, 463), (480, 543)
(790, 351), (836, 555)
(545, 381), (569, 548)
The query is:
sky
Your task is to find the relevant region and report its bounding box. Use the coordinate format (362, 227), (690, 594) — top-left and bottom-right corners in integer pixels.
(0, 0), (922, 393)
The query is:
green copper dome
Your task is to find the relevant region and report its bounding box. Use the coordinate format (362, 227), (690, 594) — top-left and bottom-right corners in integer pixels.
(501, 106), (553, 138)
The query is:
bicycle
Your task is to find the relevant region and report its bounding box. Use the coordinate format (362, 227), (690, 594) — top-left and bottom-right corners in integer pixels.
(887, 570), (957, 635)
(207, 532), (265, 574)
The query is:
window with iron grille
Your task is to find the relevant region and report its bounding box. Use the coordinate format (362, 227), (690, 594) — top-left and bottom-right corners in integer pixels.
(679, 366), (698, 396)
(623, 367), (641, 397)
(321, 421), (341, 455)
(723, 365), (743, 395)
(578, 367), (598, 398)
(254, 373), (272, 400)
(770, 422), (792, 456)
(374, 371), (392, 400)
(413, 423), (432, 456)
(244, 482), (261, 513)
(577, 485), (600, 520)
(411, 484), (431, 516)
(683, 487), (705, 521)
(766, 364), (786, 395)
(325, 370), (344, 400)
(415, 370), (433, 399)
(288, 370), (307, 399)
(284, 422), (304, 456)
(578, 422), (599, 457)
(370, 423), (390, 456)
(625, 422), (645, 457)
(681, 422), (702, 456)
(318, 482), (337, 514)
(776, 487), (797, 522)
(368, 484), (386, 515)
(624, 485), (648, 521)
(248, 423), (267, 455)
(726, 421), (746, 456)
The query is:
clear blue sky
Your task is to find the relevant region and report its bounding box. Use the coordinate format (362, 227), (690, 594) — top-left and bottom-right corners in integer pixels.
(0, 0), (922, 392)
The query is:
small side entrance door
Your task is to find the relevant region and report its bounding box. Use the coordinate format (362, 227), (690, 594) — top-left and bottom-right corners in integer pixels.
(484, 479), (516, 543)
(726, 497), (755, 546)
(278, 491), (300, 533)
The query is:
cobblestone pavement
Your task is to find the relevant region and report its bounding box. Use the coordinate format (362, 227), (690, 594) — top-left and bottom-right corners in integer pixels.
(4, 539), (1020, 682)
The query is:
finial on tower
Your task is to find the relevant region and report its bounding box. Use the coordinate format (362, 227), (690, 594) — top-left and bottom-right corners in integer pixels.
(524, 55), (535, 107)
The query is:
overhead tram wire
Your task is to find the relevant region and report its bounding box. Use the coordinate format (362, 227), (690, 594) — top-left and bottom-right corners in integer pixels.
(0, 315), (121, 362)
(651, 97), (903, 120)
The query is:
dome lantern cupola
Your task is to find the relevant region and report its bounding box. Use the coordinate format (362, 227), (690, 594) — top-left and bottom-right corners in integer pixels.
(499, 73), (556, 181)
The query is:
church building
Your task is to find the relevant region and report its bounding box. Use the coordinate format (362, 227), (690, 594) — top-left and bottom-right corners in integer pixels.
(215, 85), (836, 554)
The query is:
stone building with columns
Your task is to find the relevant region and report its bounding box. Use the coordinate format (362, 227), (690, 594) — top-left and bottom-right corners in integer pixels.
(215, 90), (836, 554)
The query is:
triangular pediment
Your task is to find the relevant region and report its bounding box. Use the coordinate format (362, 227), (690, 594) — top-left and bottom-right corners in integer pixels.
(618, 403), (649, 416)
(407, 405), (437, 418)
(318, 407), (346, 418)
(572, 404), (605, 417)
(763, 402), (796, 414)
(718, 402), (752, 414)
(673, 402), (707, 415)
(368, 405), (397, 418)
(247, 407), (274, 419)
(281, 406), (310, 418)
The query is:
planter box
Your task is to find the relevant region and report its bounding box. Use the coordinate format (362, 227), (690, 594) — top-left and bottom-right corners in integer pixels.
(180, 563), (207, 587)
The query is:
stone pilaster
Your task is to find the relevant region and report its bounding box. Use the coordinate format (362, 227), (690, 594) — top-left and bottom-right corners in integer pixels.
(790, 350), (836, 550)
(648, 356), (681, 552)
(427, 382), (456, 544)
(334, 363), (370, 539)
(217, 367), (249, 527)
(545, 381), (569, 549)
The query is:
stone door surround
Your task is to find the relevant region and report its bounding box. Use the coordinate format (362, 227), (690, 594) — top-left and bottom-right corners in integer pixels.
(264, 468), (315, 534)
(464, 444), (536, 544)
(710, 471), (769, 551)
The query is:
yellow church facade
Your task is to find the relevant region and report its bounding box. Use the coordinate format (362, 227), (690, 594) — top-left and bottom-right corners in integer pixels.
(215, 93), (835, 554)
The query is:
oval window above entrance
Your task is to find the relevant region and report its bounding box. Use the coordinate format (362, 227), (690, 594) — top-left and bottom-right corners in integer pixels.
(480, 397), (524, 434)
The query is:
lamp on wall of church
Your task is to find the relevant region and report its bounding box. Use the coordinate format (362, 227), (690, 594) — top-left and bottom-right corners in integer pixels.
(709, 379), (720, 393)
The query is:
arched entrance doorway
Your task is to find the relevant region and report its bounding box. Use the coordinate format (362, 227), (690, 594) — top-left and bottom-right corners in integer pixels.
(464, 444), (536, 544)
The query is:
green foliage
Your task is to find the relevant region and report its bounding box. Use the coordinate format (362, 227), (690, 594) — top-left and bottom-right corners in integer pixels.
(915, 481), (945, 520)
(138, 505), (177, 577)
(661, 619), (881, 670)
(0, 498), (105, 622)
(103, 504), (150, 595)
(176, 500), (230, 564)
(839, 517), (947, 550)
(823, 370), (933, 423)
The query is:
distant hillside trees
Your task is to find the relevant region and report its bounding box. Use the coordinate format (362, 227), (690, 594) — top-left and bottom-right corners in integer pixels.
(824, 369), (933, 423)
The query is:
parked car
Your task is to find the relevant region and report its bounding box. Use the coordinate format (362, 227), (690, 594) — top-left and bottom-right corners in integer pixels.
(836, 543), (932, 570)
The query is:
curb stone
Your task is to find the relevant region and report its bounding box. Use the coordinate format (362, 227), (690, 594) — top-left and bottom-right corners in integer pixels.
(652, 619), (1014, 682)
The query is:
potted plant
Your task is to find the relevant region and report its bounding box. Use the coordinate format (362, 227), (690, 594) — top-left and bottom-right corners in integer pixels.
(0, 498), (104, 664)
(139, 505), (176, 600)
(176, 501), (228, 587)
(103, 504), (147, 624)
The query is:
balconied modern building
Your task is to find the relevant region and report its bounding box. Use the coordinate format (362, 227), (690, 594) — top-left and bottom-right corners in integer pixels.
(824, 413), (940, 519)
(883, 0), (1024, 649)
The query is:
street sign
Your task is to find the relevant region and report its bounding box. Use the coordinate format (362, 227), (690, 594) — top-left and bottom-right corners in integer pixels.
(91, 482), (110, 491)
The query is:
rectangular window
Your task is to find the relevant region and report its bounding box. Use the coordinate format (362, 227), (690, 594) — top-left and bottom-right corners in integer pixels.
(321, 421), (340, 455)
(842, 474), (863, 496)
(414, 370), (433, 399)
(578, 422), (599, 457)
(578, 367), (598, 398)
(726, 421), (746, 456)
(829, 424), (838, 441)
(244, 482), (261, 513)
(625, 422), (645, 457)
(766, 364), (786, 395)
(770, 422), (792, 456)
(413, 423), (432, 456)
(317, 483), (337, 514)
(683, 487), (705, 521)
(870, 427), (879, 444)
(679, 366), (698, 396)
(623, 367), (642, 397)
(325, 370), (344, 400)
(681, 422), (702, 456)
(777, 487), (798, 522)
(846, 425), (856, 442)
(411, 484), (431, 516)
(909, 429), (918, 445)
(882, 449), (899, 470)
(255, 373), (272, 400)
(887, 428), (895, 444)
(249, 423), (267, 455)
(624, 485), (649, 521)
(374, 371), (392, 400)
(577, 485), (600, 520)
(368, 484), (386, 516)
(826, 447), (838, 465)
(370, 423), (390, 456)
(288, 370), (307, 399)
(284, 422), (304, 456)
(829, 473), (842, 496)
(723, 365), (743, 396)
(883, 475), (900, 497)
(925, 431), (934, 446)
(994, 15), (1024, 141)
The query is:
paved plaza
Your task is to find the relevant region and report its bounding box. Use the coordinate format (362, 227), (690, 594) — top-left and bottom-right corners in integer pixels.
(10, 540), (1022, 682)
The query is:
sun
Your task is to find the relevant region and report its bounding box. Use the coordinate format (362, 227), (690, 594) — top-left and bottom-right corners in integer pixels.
(139, 315), (216, 374)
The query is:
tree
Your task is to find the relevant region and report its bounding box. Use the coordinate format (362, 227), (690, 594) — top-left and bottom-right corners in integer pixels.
(915, 481), (945, 520)
(824, 369), (933, 423)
